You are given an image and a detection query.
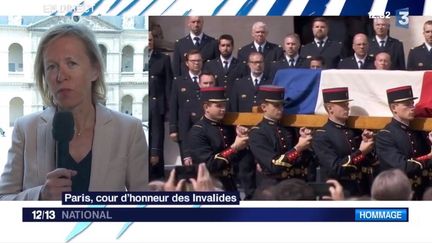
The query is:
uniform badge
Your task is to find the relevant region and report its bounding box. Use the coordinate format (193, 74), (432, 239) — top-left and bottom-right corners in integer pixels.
(418, 63), (424, 67)
(241, 94), (247, 98)
(181, 88), (186, 92)
(307, 56), (312, 59)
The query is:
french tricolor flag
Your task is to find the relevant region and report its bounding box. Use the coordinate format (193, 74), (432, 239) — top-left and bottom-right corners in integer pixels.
(272, 69), (432, 117)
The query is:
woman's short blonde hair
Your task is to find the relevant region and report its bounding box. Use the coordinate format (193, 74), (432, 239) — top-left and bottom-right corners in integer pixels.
(34, 24), (107, 106)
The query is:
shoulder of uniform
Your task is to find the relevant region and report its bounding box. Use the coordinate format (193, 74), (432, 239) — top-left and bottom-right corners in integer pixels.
(192, 124), (203, 129)
(379, 129), (391, 133)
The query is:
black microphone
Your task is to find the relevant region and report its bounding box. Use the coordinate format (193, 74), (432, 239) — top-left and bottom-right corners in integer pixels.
(52, 111), (74, 168)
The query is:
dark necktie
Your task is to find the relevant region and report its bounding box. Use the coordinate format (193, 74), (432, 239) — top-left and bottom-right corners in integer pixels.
(192, 76), (198, 83)
(289, 58), (294, 67)
(223, 61), (229, 72)
(358, 60), (363, 69)
(380, 40), (385, 48)
(254, 78), (259, 87)
(258, 45), (263, 53)
(318, 41), (324, 48)
(193, 37), (200, 47)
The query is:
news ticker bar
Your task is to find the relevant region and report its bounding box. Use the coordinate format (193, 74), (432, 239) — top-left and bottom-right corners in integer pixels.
(22, 208), (408, 222)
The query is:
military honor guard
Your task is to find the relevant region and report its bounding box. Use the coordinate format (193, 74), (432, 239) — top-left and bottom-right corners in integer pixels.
(312, 87), (376, 196)
(376, 85), (432, 199)
(248, 85), (314, 186)
(187, 87), (249, 191)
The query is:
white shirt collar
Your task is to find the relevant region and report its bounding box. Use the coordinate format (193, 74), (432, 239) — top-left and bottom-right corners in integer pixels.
(375, 35), (388, 43)
(251, 73), (264, 84)
(354, 53), (366, 62)
(425, 42), (432, 52)
(314, 37), (328, 45)
(190, 32), (203, 40)
(285, 54), (299, 63)
(254, 41), (266, 51)
(189, 71), (201, 81)
(220, 55), (233, 64)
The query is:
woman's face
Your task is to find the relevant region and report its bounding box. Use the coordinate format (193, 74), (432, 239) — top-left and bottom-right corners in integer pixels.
(43, 36), (98, 110)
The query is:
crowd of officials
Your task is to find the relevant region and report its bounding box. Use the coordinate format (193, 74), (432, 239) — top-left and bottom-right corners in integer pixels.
(149, 16), (432, 200)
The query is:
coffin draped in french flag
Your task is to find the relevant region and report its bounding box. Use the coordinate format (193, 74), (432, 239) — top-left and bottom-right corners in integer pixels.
(272, 69), (432, 118)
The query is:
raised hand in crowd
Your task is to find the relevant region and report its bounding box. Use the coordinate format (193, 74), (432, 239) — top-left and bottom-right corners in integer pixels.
(189, 163), (217, 191)
(163, 169), (186, 192)
(322, 179), (345, 200)
(183, 157), (193, 166)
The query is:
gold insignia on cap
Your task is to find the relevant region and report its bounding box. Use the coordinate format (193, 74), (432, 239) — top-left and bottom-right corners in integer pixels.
(181, 88), (186, 92)
(241, 94), (247, 98)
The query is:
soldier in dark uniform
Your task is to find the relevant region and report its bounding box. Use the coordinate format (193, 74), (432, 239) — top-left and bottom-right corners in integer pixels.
(187, 87), (249, 191)
(249, 85), (313, 187)
(229, 52), (271, 112)
(228, 52), (272, 199)
(169, 50), (215, 165)
(203, 34), (246, 92)
(376, 85), (432, 199)
(338, 33), (374, 70)
(312, 87), (376, 196)
(148, 32), (173, 180)
(369, 18), (405, 70)
(407, 20), (432, 71)
(237, 21), (283, 73)
(269, 33), (308, 80)
(300, 17), (343, 69)
(172, 16), (218, 77)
